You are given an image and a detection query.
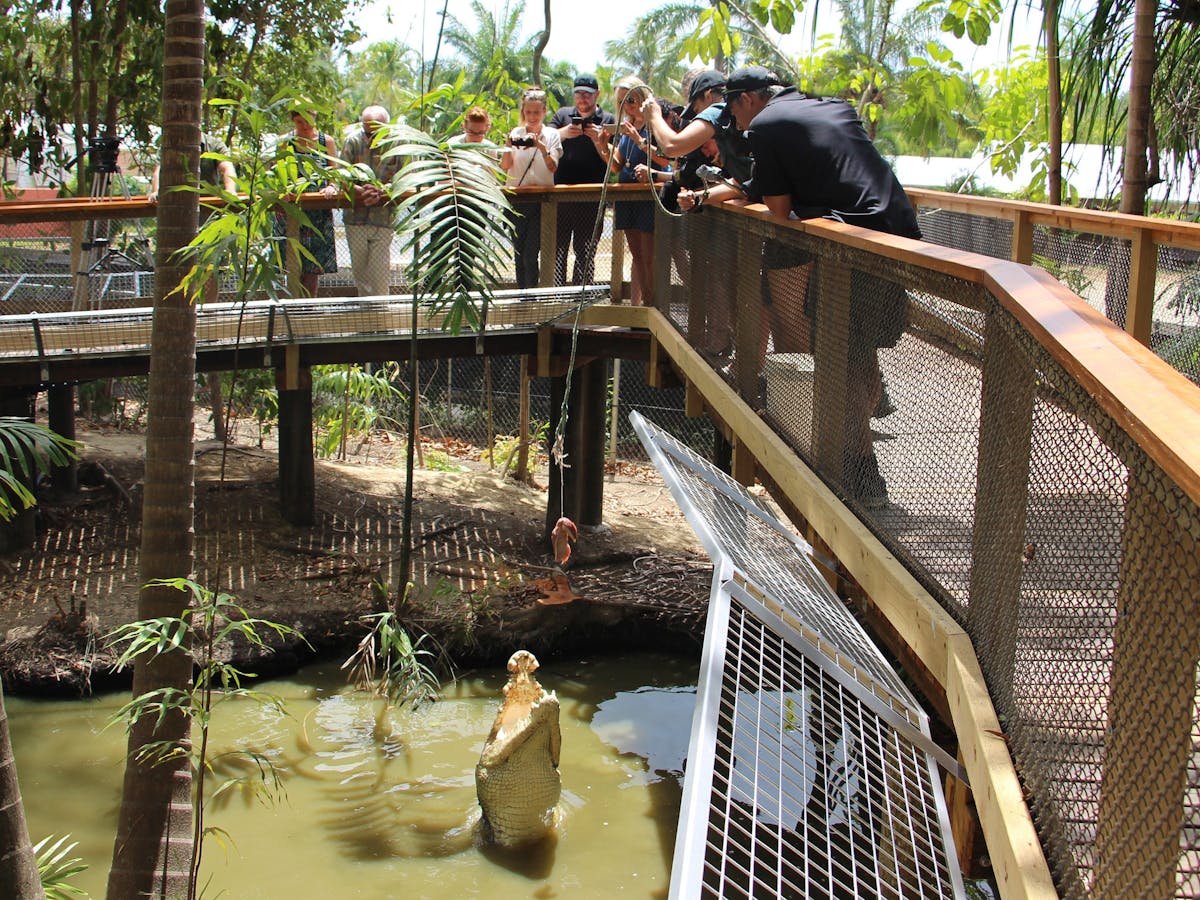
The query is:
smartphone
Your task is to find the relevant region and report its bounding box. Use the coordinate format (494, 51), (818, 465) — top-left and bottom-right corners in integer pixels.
(570, 115), (585, 127)
(603, 123), (618, 135)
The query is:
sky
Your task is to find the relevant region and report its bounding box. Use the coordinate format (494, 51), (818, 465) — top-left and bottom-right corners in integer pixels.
(348, 0), (1042, 81)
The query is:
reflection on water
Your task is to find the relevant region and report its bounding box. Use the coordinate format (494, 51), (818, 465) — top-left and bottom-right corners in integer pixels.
(10, 652), (697, 898)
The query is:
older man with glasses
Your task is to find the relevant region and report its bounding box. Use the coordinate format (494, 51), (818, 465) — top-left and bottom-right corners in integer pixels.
(549, 75), (616, 286)
(341, 105), (401, 297)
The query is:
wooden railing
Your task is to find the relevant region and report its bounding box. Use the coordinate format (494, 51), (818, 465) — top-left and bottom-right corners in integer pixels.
(906, 188), (1200, 349)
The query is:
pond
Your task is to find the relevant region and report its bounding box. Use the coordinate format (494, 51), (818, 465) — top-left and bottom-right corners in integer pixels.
(10, 652), (699, 898)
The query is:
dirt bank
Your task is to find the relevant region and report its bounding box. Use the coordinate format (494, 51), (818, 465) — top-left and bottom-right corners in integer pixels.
(0, 424), (712, 696)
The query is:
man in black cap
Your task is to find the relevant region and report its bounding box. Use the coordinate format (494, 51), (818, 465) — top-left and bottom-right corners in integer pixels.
(694, 65), (921, 507)
(549, 75), (616, 285)
(641, 69), (751, 187)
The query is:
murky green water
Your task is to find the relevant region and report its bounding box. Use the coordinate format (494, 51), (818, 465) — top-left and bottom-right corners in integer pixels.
(10, 652), (698, 898)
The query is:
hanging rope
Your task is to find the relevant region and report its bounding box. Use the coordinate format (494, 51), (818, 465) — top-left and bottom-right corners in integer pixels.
(548, 80), (689, 520)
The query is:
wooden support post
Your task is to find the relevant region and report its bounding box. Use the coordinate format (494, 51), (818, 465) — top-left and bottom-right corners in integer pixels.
(733, 228), (763, 403)
(1011, 210), (1034, 264)
(809, 260), (853, 479)
(1125, 228), (1157, 346)
(651, 207), (672, 314)
(286, 215), (302, 298)
(536, 327), (553, 378)
(731, 440), (755, 487)
(968, 315), (1035, 701)
(275, 349), (314, 526)
(539, 199), (556, 288)
(47, 385), (77, 494)
(712, 431), (733, 476)
(70, 221), (87, 311)
(687, 215), (707, 350)
(685, 380), (704, 418)
(610, 218), (625, 302)
(647, 334), (664, 388)
(945, 759), (977, 878)
(578, 360), (607, 527)
(1094, 477), (1200, 898)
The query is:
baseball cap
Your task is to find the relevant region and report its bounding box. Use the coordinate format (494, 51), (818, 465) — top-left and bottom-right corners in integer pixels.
(682, 70), (727, 119)
(723, 66), (781, 101)
(573, 74), (599, 94)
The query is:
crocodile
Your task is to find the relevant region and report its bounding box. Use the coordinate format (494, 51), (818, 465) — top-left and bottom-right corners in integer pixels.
(475, 650), (562, 848)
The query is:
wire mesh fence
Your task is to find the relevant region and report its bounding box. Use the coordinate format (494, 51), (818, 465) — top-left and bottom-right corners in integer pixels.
(666, 201), (1200, 898)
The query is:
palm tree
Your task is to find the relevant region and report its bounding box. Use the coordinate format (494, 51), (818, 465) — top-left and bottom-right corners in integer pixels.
(106, 0), (204, 895)
(604, 20), (688, 95)
(343, 40), (423, 115)
(378, 127), (514, 597)
(1061, 0), (1200, 211)
(441, 0), (536, 95)
(0, 419), (76, 900)
(0, 681), (40, 899)
(645, 1), (794, 79)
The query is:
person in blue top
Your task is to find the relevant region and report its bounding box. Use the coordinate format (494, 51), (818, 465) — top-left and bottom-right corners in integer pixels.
(597, 77), (670, 306)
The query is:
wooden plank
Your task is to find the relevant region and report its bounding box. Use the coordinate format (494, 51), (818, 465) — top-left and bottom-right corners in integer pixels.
(905, 187), (1200, 251)
(946, 638), (1059, 900)
(1124, 227), (1157, 345)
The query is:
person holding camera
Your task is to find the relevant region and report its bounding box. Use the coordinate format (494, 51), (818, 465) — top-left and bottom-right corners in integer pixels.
(549, 75), (616, 286)
(596, 77), (670, 306)
(500, 87), (563, 290)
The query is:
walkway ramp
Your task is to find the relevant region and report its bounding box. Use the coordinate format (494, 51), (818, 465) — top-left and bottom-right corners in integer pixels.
(633, 411), (966, 899)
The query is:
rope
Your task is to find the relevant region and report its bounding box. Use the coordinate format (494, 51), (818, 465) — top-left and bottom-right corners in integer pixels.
(549, 81), (689, 520)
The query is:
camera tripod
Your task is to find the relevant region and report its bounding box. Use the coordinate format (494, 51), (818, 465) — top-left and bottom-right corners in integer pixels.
(72, 136), (153, 310)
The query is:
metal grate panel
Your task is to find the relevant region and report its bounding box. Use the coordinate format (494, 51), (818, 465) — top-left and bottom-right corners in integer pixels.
(631, 412), (964, 899)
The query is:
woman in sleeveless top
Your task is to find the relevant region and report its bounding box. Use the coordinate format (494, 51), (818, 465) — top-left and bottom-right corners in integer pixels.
(275, 109), (339, 297)
(601, 77), (669, 306)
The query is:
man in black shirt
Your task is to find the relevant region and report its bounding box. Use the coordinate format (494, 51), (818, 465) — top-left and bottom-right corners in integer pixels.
(549, 74), (616, 286)
(704, 66), (922, 506)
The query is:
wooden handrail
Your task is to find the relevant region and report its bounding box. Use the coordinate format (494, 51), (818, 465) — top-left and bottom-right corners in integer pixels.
(906, 187), (1200, 251)
(0, 182), (658, 225)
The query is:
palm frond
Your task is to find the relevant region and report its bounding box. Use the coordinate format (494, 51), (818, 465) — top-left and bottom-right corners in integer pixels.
(378, 123), (513, 332)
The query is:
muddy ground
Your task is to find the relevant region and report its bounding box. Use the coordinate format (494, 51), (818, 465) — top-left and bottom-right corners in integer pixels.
(0, 421), (718, 696)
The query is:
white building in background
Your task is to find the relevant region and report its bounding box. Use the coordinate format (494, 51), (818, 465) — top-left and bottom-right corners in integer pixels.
(892, 145), (1197, 208)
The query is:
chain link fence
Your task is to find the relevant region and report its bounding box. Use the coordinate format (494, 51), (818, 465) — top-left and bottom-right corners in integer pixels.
(661, 200), (1200, 898)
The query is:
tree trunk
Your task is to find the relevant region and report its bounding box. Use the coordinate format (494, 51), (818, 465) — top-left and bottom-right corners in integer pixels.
(105, 0), (204, 896)
(1120, 0), (1156, 215)
(531, 0), (550, 86)
(0, 683), (44, 900)
(1045, 0), (1063, 206)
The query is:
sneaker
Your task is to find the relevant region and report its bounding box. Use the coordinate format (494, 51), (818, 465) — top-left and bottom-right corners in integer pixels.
(846, 453), (889, 508)
(873, 384), (897, 419)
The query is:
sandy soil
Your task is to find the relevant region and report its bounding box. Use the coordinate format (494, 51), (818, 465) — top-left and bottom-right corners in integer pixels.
(0, 422), (713, 695)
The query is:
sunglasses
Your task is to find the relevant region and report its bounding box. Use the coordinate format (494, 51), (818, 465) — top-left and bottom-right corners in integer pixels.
(622, 96), (640, 106)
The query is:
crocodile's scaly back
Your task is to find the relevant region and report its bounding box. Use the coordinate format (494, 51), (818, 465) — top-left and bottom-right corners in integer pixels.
(475, 651), (562, 847)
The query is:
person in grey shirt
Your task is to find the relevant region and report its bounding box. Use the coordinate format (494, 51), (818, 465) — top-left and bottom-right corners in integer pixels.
(341, 105), (400, 297)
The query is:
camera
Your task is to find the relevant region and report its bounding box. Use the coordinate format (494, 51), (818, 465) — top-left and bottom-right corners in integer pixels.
(511, 135), (536, 148)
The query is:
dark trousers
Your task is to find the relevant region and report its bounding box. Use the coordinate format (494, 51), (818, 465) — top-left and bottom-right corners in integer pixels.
(510, 202), (541, 290)
(555, 201), (601, 286)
